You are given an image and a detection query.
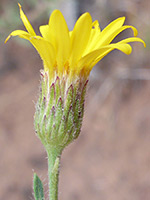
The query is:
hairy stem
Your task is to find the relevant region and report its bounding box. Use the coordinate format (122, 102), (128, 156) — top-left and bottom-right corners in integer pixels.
(47, 148), (61, 200)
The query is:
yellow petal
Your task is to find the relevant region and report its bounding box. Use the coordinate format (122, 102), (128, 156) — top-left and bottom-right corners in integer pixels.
(5, 6), (146, 79)
(109, 43), (132, 54)
(97, 25), (138, 48)
(48, 10), (70, 71)
(18, 3), (36, 36)
(91, 43), (132, 69)
(5, 30), (55, 71)
(92, 20), (101, 32)
(101, 16), (125, 36)
(39, 24), (56, 53)
(89, 20), (101, 40)
(29, 36), (56, 72)
(94, 17), (125, 48)
(69, 31), (73, 37)
(5, 30), (28, 43)
(91, 37), (146, 69)
(83, 17), (126, 55)
(39, 25), (50, 40)
(83, 20), (101, 56)
(69, 12), (92, 66)
(117, 37), (146, 47)
(78, 43), (132, 73)
(78, 46), (112, 72)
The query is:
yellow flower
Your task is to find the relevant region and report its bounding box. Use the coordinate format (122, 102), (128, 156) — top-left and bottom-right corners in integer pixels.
(5, 4), (145, 83)
(5, 6), (146, 199)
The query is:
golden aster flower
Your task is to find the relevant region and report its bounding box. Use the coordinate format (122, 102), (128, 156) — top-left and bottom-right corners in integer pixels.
(5, 5), (146, 200)
(5, 4), (145, 84)
(5, 4), (146, 150)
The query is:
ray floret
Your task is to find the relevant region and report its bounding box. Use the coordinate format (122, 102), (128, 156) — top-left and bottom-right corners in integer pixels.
(5, 4), (145, 83)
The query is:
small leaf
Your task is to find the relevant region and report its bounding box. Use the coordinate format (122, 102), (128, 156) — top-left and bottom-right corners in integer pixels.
(33, 173), (45, 200)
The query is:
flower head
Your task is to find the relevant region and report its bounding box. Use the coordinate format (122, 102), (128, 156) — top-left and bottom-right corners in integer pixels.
(5, 6), (146, 198)
(5, 4), (146, 151)
(6, 4), (145, 84)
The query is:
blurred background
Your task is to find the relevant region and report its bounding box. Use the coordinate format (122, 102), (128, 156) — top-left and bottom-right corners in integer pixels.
(0, 0), (150, 199)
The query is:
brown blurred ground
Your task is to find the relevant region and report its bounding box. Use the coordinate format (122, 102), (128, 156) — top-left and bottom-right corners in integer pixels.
(0, 0), (150, 200)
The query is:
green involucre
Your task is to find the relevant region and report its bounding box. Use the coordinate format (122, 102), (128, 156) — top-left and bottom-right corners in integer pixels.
(34, 72), (88, 152)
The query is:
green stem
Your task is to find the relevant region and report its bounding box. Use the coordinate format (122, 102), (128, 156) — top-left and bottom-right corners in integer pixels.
(47, 148), (61, 200)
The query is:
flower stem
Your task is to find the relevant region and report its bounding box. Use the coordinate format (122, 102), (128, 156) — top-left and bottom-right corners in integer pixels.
(47, 148), (61, 200)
